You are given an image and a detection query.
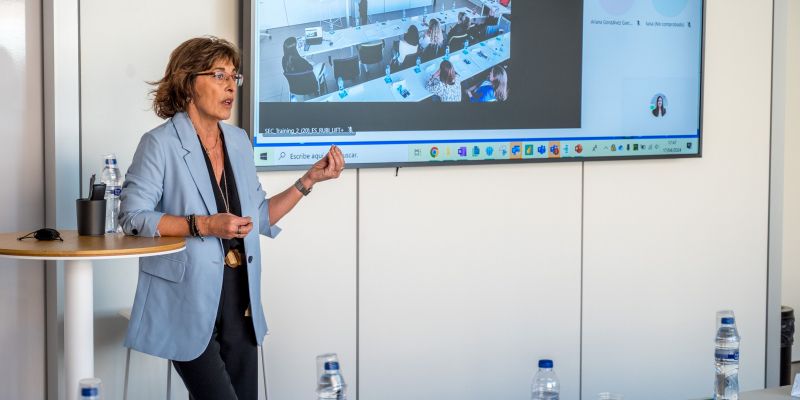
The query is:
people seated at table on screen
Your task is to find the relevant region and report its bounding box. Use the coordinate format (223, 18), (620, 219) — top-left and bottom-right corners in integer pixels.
(396, 25), (420, 65)
(467, 65), (508, 102)
(425, 60), (462, 102)
(447, 12), (471, 42)
(419, 18), (445, 61)
(485, 6), (501, 26)
(282, 37), (325, 80)
(472, 7), (501, 41)
(420, 18), (444, 50)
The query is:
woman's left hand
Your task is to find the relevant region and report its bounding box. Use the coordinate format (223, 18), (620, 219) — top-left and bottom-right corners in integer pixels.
(303, 145), (345, 187)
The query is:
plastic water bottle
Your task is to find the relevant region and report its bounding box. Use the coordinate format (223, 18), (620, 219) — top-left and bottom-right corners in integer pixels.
(79, 378), (102, 400)
(317, 361), (347, 399)
(402, 8), (406, 20)
(441, 3), (445, 13)
(385, 65), (391, 83)
(424, 6), (428, 16)
(463, 40), (470, 53)
(452, 0), (456, 10)
(531, 359), (560, 400)
(714, 317), (740, 400)
(415, 56), (422, 72)
(444, 45), (450, 60)
(100, 154), (122, 233)
(355, 16), (360, 29)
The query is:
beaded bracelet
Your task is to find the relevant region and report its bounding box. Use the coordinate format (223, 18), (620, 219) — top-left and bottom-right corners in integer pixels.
(186, 215), (195, 237)
(187, 214), (204, 241)
(192, 214), (204, 241)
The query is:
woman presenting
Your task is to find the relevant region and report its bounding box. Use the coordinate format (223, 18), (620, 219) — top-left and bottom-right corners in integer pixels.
(119, 36), (344, 400)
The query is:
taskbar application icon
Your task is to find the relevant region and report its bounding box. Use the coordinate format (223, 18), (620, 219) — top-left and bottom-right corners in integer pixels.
(537, 144), (547, 155)
(510, 142), (523, 159)
(548, 142), (561, 158)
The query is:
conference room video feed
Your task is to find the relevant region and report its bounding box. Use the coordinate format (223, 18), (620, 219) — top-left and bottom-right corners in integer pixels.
(256, 0), (583, 133)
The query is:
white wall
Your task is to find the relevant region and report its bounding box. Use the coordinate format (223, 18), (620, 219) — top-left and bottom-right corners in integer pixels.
(284, 0), (347, 28)
(357, 164), (582, 400)
(582, 0), (773, 397)
(259, 171), (358, 400)
(259, 0), (434, 29)
(73, 1), (775, 400)
(259, 0), (289, 31)
(0, 0), (45, 398)
(777, 0), (800, 362)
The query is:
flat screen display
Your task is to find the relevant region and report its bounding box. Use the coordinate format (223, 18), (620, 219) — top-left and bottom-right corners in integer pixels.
(250, 0), (703, 169)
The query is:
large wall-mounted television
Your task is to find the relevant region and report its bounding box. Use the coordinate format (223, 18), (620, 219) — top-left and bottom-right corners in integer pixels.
(246, 0), (703, 170)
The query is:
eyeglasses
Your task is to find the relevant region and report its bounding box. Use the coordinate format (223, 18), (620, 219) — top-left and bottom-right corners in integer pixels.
(18, 228), (63, 241)
(195, 71), (244, 87)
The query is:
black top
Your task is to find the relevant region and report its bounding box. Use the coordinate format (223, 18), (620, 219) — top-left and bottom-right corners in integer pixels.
(447, 22), (469, 41)
(282, 55), (313, 74)
(200, 134), (246, 263)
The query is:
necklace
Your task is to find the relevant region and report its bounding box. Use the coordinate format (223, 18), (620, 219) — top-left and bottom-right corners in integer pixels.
(196, 132), (230, 212)
(200, 132), (220, 155)
(199, 134), (242, 269)
(218, 170), (230, 213)
(200, 140), (230, 213)
(214, 150), (243, 269)
(188, 113), (220, 155)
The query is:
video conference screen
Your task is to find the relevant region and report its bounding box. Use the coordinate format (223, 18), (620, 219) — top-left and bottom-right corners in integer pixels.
(251, 0), (703, 169)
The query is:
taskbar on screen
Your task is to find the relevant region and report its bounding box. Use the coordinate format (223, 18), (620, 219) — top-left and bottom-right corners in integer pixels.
(253, 137), (700, 168)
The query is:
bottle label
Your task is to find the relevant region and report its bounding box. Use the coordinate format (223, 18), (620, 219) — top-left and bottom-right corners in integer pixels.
(106, 186), (122, 197)
(715, 349), (739, 361)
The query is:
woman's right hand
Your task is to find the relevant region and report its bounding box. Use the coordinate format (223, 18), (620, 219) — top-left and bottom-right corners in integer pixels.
(200, 213), (253, 239)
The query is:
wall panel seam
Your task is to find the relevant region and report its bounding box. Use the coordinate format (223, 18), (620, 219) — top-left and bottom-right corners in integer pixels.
(579, 161), (584, 400)
(356, 168), (361, 400)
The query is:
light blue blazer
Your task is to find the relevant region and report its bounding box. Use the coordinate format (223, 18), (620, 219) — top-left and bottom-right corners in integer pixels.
(119, 112), (280, 361)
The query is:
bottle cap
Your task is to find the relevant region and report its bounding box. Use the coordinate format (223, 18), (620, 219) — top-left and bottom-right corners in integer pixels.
(79, 377), (101, 396)
(721, 317), (735, 325)
(538, 359), (553, 369)
(324, 361), (340, 371)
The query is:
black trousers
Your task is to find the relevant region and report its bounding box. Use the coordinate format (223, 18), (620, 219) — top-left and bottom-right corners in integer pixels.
(173, 265), (257, 400)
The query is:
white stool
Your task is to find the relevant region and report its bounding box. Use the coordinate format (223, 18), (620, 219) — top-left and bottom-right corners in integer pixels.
(120, 308), (270, 400)
(120, 308), (172, 400)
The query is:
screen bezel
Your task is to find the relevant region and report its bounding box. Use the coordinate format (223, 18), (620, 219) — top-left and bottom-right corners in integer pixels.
(242, 0), (705, 171)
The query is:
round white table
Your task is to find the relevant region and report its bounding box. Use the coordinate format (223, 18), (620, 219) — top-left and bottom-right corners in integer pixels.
(0, 231), (185, 400)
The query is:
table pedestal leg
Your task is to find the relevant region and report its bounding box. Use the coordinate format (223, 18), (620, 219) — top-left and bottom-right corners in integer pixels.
(64, 260), (94, 400)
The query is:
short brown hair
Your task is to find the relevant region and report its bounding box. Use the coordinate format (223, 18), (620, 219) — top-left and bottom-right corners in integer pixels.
(150, 36), (241, 119)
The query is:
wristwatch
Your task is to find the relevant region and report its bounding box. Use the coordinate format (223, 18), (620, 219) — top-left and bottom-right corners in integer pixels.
(294, 178), (312, 196)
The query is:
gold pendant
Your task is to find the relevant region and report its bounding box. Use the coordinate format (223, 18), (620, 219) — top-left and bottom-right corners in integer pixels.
(225, 249), (242, 268)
